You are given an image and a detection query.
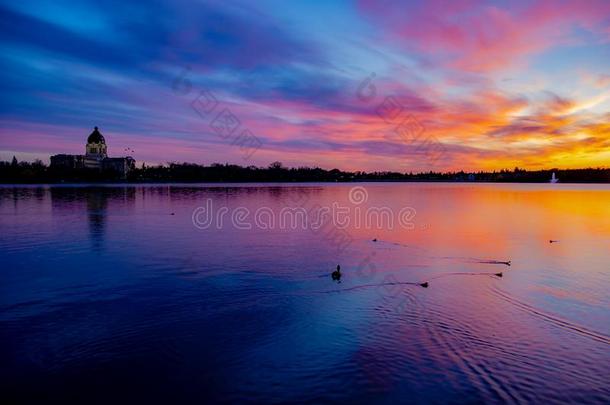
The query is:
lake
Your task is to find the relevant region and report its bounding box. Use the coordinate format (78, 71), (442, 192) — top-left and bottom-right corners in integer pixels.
(1, 183), (609, 403)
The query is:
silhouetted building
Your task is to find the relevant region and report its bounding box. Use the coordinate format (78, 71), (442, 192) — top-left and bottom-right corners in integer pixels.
(50, 127), (135, 178)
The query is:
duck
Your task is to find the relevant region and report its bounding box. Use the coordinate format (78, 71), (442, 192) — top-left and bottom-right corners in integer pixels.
(419, 282), (429, 288)
(372, 238), (378, 242)
(495, 272), (503, 277)
(331, 265), (341, 281)
(549, 239), (558, 243)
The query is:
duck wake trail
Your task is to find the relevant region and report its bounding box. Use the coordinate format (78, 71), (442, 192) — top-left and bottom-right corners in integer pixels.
(490, 284), (610, 345)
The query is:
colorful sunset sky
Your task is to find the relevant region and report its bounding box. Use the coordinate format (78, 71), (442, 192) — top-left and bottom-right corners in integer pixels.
(1, 0), (609, 171)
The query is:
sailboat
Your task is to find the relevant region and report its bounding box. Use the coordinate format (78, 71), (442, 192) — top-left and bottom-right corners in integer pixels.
(550, 172), (559, 183)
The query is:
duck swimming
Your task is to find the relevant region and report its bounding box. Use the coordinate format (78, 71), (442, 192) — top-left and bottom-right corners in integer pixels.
(331, 265), (341, 281)
(420, 282), (429, 288)
(495, 272), (503, 277)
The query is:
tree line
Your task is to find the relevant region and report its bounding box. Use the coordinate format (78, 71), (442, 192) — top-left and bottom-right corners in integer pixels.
(1, 157), (609, 183)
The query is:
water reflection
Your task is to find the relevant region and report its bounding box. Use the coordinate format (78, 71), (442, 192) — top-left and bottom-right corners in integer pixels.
(49, 187), (136, 251)
(0, 183), (609, 403)
(86, 190), (107, 251)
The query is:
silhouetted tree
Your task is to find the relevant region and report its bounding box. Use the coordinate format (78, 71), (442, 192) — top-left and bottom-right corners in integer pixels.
(1, 159), (609, 183)
(269, 161), (284, 170)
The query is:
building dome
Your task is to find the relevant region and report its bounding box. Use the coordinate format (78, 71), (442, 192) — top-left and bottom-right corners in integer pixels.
(87, 126), (105, 144)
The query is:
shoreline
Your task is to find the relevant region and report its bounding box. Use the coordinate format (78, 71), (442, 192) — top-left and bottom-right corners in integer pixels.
(2, 180), (610, 186)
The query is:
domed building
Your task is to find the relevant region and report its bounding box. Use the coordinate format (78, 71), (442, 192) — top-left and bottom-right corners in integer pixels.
(85, 126), (108, 164)
(51, 127), (135, 178)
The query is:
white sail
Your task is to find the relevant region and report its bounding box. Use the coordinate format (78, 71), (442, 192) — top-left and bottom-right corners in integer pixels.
(550, 172), (559, 183)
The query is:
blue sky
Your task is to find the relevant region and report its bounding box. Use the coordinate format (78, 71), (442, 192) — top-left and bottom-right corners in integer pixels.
(1, 0), (609, 171)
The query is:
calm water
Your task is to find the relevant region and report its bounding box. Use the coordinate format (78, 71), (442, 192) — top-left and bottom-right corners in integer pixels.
(1, 183), (609, 403)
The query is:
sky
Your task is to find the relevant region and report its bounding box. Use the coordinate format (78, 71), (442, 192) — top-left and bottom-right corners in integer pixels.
(0, 0), (609, 172)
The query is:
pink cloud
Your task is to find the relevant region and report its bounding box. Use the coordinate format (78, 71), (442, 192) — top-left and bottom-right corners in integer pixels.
(358, 0), (610, 72)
